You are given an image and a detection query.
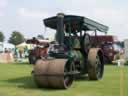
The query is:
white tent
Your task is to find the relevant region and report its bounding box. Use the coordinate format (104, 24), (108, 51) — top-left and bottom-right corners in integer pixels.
(0, 42), (15, 52)
(16, 42), (32, 50)
(4, 43), (15, 49)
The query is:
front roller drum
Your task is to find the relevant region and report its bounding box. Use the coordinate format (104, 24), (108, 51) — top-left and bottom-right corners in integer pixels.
(33, 59), (73, 89)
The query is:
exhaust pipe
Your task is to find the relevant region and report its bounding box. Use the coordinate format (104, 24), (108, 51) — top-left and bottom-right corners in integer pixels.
(56, 13), (65, 45)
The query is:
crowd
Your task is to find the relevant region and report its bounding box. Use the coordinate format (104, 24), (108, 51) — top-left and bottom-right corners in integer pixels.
(14, 46), (29, 59)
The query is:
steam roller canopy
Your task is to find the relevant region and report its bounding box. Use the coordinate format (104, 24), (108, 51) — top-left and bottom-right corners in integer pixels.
(33, 59), (73, 89)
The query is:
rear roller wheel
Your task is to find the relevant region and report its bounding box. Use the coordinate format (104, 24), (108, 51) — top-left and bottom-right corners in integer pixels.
(87, 48), (104, 80)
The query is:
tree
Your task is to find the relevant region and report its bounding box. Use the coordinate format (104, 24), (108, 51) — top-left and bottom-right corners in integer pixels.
(37, 34), (44, 39)
(0, 31), (5, 42)
(8, 31), (25, 45)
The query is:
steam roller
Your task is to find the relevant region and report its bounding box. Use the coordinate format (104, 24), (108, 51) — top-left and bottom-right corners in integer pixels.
(32, 13), (109, 89)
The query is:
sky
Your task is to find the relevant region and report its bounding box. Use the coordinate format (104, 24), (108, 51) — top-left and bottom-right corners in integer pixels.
(0, 0), (128, 41)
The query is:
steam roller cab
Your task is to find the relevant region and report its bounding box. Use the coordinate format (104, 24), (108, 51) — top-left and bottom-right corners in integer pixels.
(33, 13), (109, 89)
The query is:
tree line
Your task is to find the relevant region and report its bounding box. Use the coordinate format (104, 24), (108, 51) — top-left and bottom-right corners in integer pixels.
(0, 31), (25, 45)
(0, 31), (45, 46)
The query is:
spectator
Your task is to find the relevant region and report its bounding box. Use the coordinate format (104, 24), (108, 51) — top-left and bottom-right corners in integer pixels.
(4, 48), (8, 53)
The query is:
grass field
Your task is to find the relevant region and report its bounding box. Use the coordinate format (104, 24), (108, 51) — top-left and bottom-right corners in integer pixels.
(0, 63), (127, 96)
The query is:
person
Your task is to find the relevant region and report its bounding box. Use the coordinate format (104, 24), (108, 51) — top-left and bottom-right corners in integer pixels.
(19, 49), (22, 58)
(4, 48), (8, 53)
(24, 46), (28, 57)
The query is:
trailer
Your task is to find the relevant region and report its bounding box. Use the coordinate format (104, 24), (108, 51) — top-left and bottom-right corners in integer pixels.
(91, 35), (120, 63)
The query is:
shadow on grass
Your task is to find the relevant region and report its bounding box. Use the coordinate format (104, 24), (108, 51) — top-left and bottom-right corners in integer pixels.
(5, 76), (65, 91)
(4, 75), (98, 91)
(74, 75), (89, 81)
(5, 76), (37, 89)
(13, 62), (30, 65)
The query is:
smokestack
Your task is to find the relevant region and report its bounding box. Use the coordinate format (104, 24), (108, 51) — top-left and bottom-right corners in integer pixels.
(56, 13), (65, 45)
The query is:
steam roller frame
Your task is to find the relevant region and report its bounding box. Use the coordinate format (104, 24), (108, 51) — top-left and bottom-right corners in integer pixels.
(33, 59), (74, 89)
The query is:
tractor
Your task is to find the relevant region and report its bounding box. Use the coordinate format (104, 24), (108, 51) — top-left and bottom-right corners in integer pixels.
(26, 37), (49, 64)
(33, 13), (109, 89)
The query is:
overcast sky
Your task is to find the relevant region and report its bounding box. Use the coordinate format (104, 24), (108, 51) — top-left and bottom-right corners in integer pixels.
(0, 0), (128, 41)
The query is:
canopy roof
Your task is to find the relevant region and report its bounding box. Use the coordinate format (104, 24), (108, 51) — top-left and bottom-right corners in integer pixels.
(44, 15), (109, 33)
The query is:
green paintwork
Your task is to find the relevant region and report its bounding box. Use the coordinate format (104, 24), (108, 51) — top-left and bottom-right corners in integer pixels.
(69, 50), (83, 61)
(73, 38), (81, 49)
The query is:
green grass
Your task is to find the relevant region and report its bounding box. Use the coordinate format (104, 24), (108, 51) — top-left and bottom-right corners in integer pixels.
(0, 63), (128, 96)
